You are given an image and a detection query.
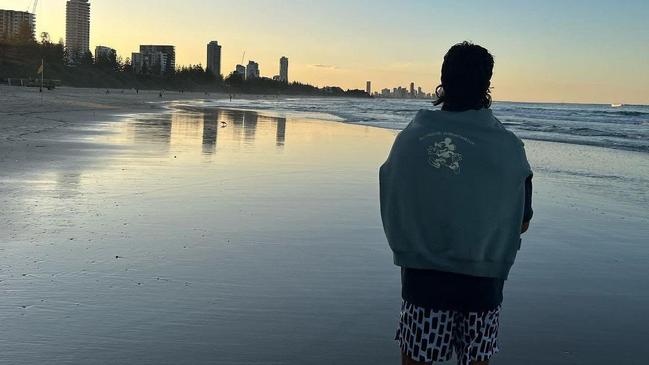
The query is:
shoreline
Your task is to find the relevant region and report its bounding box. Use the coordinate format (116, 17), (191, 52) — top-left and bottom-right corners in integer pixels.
(175, 99), (649, 156)
(2, 85), (646, 232)
(3, 84), (647, 157)
(2, 85), (648, 198)
(166, 96), (649, 155)
(0, 85), (299, 176)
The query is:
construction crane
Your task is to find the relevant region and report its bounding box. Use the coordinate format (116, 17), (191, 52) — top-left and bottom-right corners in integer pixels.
(26, 0), (39, 14)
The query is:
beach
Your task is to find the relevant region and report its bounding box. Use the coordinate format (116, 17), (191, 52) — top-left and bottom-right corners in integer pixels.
(1, 86), (648, 364)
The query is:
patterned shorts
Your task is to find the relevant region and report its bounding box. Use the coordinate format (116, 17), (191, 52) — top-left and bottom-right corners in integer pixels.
(395, 301), (500, 365)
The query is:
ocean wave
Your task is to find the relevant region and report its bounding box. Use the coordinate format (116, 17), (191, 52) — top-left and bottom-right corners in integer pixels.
(183, 98), (649, 154)
(600, 110), (649, 117)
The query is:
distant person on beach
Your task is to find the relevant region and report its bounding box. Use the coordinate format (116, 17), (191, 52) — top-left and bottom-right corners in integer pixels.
(380, 41), (533, 365)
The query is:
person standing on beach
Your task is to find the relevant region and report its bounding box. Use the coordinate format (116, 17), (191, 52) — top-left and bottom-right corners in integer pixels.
(380, 42), (533, 365)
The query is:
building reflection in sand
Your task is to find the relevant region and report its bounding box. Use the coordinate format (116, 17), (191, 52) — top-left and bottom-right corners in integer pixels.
(128, 108), (288, 155)
(202, 111), (219, 155)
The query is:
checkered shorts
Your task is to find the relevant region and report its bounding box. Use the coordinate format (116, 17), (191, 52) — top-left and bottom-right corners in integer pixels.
(395, 300), (500, 365)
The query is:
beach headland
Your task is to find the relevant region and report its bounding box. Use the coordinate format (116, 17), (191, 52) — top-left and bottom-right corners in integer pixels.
(1, 86), (648, 364)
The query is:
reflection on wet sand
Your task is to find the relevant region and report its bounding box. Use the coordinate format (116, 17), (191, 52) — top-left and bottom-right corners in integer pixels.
(276, 117), (286, 147)
(127, 108), (288, 154)
(56, 172), (82, 199)
(243, 111), (258, 142)
(1, 109), (406, 365)
(202, 111), (219, 155)
(132, 113), (173, 147)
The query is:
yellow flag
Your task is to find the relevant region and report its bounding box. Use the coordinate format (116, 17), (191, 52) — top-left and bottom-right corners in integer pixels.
(37, 64), (43, 74)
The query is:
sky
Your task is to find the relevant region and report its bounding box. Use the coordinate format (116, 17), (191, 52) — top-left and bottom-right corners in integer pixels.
(4, 0), (649, 104)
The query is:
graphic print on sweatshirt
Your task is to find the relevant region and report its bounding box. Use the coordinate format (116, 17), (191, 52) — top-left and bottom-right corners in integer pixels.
(420, 132), (475, 175)
(427, 137), (463, 174)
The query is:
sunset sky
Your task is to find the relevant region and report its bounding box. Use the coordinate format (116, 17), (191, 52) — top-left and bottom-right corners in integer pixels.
(4, 0), (649, 104)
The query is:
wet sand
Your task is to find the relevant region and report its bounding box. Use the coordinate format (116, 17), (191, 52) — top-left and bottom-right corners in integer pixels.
(1, 86), (648, 364)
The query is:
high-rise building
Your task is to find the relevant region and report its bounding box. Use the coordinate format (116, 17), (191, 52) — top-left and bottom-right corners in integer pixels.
(95, 46), (116, 62)
(65, 0), (91, 63)
(246, 61), (260, 80)
(0, 10), (35, 41)
(366, 81), (372, 95)
(131, 52), (145, 73)
(206, 41), (222, 78)
(410, 82), (415, 97)
(138, 45), (175, 74)
(235, 64), (246, 78)
(131, 52), (168, 75)
(279, 56), (289, 82)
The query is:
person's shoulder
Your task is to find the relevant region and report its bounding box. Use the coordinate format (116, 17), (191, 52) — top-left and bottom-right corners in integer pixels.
(413, 108), (440, 123)
(491, 114), (530, 170)
(392, 110), (434, 146)
(492, 114), (525, 147)
(404, 109), (443, 131)
(400, 109), (432, 132)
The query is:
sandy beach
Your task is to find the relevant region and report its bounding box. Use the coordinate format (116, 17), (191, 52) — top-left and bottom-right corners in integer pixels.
(1, 86), (648, 364)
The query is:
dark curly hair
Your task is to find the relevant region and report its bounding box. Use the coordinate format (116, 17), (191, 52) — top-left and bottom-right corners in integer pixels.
(434, 41), (494, 111)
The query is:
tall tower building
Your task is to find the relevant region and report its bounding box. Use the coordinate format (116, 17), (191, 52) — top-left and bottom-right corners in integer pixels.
(410, 82), (415, 97)
(279, 56), (289, 82)
(206, 41), (222, 78)
(366, 81), (372, 95)
(65, 0), (90, 63)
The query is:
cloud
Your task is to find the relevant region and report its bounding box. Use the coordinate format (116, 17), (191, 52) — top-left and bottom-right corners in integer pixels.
(310, 64), (339, 70)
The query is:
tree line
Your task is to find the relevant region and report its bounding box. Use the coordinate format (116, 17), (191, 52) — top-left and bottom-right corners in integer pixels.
(0, 35), (370, 97)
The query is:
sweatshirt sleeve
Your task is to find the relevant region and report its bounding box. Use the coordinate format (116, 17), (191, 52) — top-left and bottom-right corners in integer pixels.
(523, 174), (534, 223)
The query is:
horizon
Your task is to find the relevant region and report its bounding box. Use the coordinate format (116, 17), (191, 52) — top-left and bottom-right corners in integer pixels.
(2, 0), (648, 105)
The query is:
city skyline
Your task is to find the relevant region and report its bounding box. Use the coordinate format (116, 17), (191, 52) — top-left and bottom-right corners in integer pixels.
(2, 0), (648, 104)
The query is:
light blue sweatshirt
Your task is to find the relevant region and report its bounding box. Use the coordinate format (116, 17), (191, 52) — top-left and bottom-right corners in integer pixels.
(379, 109), (532, 280)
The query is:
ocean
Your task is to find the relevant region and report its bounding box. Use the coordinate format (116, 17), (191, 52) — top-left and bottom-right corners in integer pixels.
(178, 98), (649, 154)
